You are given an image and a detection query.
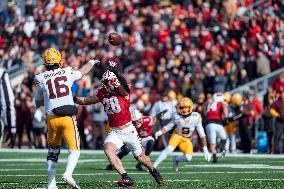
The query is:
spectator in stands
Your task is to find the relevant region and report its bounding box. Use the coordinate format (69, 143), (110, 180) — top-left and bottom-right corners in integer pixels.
(270, 91), (284, 153)
(273, 72), (284, 94)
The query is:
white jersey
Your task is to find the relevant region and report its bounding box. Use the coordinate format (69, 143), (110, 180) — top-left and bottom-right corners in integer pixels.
(150, 100), (177, 120)
(164, 112), (206, 138)
(34, 66), (82, 114)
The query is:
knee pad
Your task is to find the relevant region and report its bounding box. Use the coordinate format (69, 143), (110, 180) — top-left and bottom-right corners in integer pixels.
(47, 146), (60, 162)
(121, 144), (131, 154)
(185, 154), (192, 162)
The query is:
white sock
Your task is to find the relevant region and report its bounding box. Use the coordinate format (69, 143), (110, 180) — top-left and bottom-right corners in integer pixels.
(175, 154), (192, 162)
(64, 150), (80, 177)
(47, 160), (57, 188)
(153, 146), (174, 168)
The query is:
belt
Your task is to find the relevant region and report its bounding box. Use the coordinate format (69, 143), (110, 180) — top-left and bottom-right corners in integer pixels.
(110, 121), (132, 130)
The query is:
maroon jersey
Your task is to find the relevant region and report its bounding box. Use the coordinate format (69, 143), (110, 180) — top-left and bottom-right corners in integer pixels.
(206, 101), (223, 124)
(136, 116), (153, 138)
(96, 87), (131, 128)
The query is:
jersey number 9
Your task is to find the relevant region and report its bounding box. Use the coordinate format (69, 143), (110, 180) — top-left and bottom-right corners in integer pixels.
(182, 127), (190, 134)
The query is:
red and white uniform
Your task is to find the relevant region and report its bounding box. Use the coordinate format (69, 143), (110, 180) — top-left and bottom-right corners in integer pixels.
(206, 102), (223, 125)
(96, 87), (131, 128)
(205, 101), (227, 144)
(136, 116), (155, 147)
(97, 85), (142, 156)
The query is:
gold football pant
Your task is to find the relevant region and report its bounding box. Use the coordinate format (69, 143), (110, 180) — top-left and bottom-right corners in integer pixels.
(46, 115), (80, 150)
(168, 133), (193, 155)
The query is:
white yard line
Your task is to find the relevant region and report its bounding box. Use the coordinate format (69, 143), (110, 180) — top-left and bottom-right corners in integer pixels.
(0, 171), (275, 177)
(241, 179), (284, 181)
(184, 164), (284, 170)
(1, 149), (284, 158)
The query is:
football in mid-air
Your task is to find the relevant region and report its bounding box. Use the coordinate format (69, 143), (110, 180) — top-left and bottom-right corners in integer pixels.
(108, 32), (121, 46)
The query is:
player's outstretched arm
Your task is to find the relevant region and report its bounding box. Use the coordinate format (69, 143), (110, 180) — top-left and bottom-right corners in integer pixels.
(79, 60), (100, 76)
(154, 122), (174, 139)
(74, 96), (99, 105)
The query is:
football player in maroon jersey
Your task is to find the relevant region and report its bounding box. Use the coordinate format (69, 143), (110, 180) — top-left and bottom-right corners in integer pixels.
(205, 93), (229, 163)
(74, 61), (164, 187)
(105, 109), (166, 171)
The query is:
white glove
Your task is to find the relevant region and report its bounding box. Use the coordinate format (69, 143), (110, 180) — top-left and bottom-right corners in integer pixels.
(203, 146), (211, 162)
(88, 59), (100, 66)
(154, 130), (162, 140)
(108, 61), (117, 68)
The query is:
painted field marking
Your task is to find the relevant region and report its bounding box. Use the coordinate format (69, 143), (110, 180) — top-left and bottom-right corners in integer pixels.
(1, 149), (284, 158)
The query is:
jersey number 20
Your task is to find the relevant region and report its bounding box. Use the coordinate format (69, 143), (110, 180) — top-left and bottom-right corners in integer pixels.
(46, 76), (69, 99)
(103, 96), (121, 114)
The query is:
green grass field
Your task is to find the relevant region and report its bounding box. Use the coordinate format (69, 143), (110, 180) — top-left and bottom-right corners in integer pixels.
(0, 149), (284, 189)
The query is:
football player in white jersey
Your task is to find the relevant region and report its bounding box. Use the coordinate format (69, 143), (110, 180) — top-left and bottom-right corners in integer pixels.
(153, 97), (211, 171)
(34, 47), (99, 189)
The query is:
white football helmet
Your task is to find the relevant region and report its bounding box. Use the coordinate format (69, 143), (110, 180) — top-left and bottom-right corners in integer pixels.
(213, 93), (225, 102)
(131, 109), (143, 128)
(101, 70), (120, 92)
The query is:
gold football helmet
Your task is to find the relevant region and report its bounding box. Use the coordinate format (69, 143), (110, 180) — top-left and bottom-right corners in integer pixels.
(177, 97), (193, 116)
(224, 92), (231, 103)
(231, 93), (242, 106)
(42, 48), (63, 68)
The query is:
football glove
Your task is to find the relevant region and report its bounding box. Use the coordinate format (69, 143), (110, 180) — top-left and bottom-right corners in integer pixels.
(154, 130), (162, 140)
(203, 146), (211, 162)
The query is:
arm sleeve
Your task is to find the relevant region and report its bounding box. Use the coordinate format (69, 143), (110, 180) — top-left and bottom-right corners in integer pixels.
(196, 114), (206, 138)
(112, 70), (130, 93)
(2, 72), (16, 129)
(70, 68), (83, 82)
(163, 121), (175, 132)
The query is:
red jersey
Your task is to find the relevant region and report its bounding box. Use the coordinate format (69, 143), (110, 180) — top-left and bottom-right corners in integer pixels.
(206, 101), (223, 124)
(96, 87), (131, 128)
(136, 116), (153, 138)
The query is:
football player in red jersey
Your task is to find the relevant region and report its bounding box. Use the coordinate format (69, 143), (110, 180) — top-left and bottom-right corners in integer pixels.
(205, 93), (229, 163)
(74, 61), (164, 187)
(105, 109), (166, 171)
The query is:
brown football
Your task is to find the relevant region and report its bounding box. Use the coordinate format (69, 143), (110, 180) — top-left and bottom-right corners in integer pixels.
(108, 32), (121, 46)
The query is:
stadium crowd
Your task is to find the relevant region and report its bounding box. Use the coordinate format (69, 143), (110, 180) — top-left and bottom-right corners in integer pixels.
(0, 0), (284, 153)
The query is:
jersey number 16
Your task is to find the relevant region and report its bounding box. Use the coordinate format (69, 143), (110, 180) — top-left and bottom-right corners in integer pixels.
(46, 76), (69, 99)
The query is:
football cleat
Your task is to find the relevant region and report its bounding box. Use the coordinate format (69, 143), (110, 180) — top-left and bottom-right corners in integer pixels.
(150, 168), (165, 185)
(61, 175), (80, 189)
(117, 177), (134, 187)
(212, 154), (218, 163)
(135, 163), (143, 171)
(172, 156), (179, 171)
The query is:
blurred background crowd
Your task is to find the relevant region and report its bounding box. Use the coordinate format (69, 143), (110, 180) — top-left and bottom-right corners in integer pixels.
(0, 0), (284, 153)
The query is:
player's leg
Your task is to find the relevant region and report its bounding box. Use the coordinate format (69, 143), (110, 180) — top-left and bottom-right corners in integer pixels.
(104, 130), (133, 186)
(206, 123), (217, 162)
(46, 115), (62, 189)
(105, 144), (130, 170)
(172, 138), (193, 171)
(153, 133), (180, 168)
(135, 136), (155, 170)
(216, 124), (227, 157)
(61, 116), (80, 189)
(124, 125), (164, 185)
